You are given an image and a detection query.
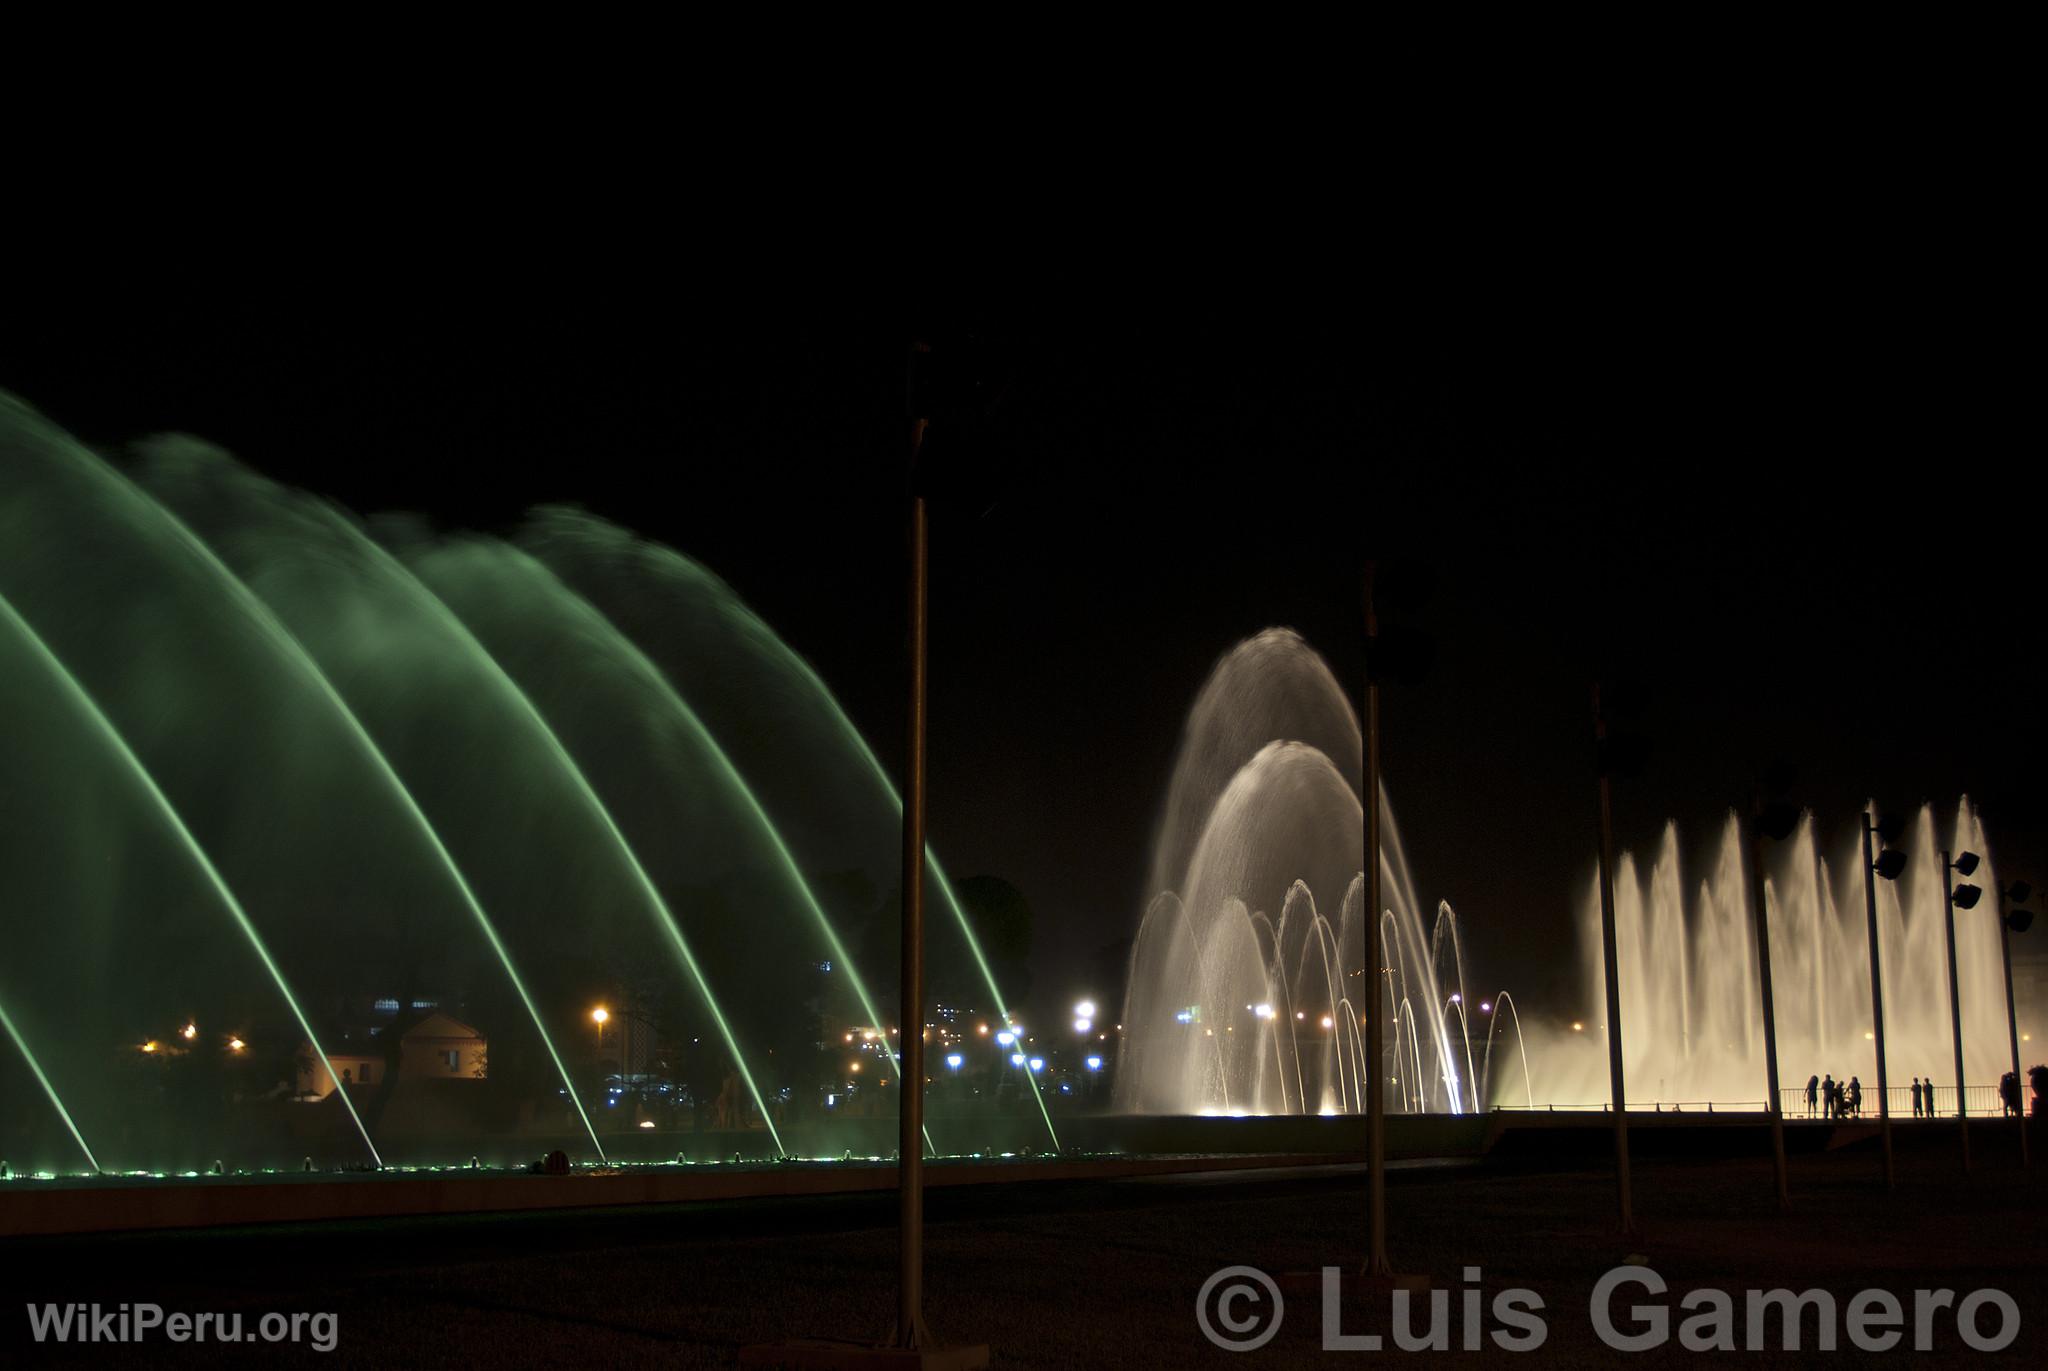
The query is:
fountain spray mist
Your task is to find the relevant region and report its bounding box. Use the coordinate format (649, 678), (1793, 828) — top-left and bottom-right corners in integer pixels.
(0, 590), (383, 1169)
(333, 538), (789, 1158)
(521, 514), (1060, 1151)
(49, 439), (610, 1162)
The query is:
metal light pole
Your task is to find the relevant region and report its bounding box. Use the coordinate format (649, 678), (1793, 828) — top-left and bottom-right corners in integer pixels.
(1591, 684), (1633, 1234)
(1363, 567), (1390, 1276)
(1997, 883), (2030, 1167)
(1939, 850), (1972, 1173)
(1859, 813), (1897, 1190)
(896, 428), (931, 1353)
(1745, 808), (1790, 1210)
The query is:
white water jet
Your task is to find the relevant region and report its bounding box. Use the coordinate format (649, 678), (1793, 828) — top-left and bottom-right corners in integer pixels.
(1116, 629), (1509, 1115)
(1531, 799), (2011, 1108)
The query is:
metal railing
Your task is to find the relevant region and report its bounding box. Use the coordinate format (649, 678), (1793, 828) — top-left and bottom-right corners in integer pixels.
(1778, 1083), (2010, 1118)
(1491, 1085), (2022, 1117)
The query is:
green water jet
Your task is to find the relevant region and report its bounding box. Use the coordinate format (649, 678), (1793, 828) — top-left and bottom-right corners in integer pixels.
(0, 590), (383, 1169)
(343, 541), (788, 1158)
(0, 993), (100, 1175)
(55, 445), (609, 1163)
(427, 551), (929, 1153)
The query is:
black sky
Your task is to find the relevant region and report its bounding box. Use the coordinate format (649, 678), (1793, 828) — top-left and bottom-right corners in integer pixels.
(4, 301), (2040, 1025)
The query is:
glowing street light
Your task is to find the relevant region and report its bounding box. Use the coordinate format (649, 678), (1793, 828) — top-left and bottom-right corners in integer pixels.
(945, 1054), (964, 1070)
(1073, 1000), (1097, 1020)
(180, 1022), (197, 1041)
(227, 1037), (245, 1052)
(591, 1007), (609, 1026)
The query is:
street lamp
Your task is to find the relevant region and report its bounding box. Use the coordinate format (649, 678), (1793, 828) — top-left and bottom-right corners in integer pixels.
(1998, 880), (2035, 1167)
(1591, 680), (1650, 1234)
(1861, 810), (1907, 1189)
(1940, 849), (1983, 1171)
(1747, 783), (1802, 1211)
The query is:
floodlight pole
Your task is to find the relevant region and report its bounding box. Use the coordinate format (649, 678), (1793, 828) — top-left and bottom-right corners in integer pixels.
(1745, 810), (1790, 1210)
(896, 433), (931, 1351)
(1363, 566), (1390, 1276)
(1997, 887), (2029, 1167)
(1859, 813), (1896, 1190)
(1939, 851), (1971, 1173)
(1591, 684), (1633, 1235)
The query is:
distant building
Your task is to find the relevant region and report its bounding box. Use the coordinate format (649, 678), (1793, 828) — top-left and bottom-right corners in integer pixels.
(297, 1012), (487, 1098)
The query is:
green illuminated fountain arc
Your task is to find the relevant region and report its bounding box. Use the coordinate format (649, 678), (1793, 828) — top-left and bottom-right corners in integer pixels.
(657, 565), (1062, 1151)
(331, 538), (788, 1158)
(414, 548), (935, 1154)
(0, 590), (382, 1169)
(0, 992), (100, 1174)
(55, 450), (609, 1163)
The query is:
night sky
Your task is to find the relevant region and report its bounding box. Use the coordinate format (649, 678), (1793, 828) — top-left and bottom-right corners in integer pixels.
(5, 302), (2040, 1025)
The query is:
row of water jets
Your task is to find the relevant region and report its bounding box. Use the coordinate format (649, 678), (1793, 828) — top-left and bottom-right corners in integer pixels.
(1113, 629), (2007, 1119)
(0, 394), (1055, 1174)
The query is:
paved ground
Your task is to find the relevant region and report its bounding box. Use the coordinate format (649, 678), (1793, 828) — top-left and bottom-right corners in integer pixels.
(2, 1130), (2041, 1367)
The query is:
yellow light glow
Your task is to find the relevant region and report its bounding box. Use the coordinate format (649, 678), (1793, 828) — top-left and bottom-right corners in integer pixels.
(180, 1022), (197, 1041)
(141, 1041), (159, 1053)
(1320, 1015), (1334, 1030)
(977, 1023), (989, 1035)
(228, 1038), (245, 1052)
(1864, 1031), (1874, 1040)
(850, 1062), (861, 1073)
(1572, 1022), (1584, 1032)
(591, 1007), (610, 1026)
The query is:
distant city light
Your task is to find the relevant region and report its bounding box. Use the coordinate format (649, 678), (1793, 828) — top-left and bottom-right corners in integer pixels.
(945, 1054), (964, 1070)
(1480, 1002), (1493, 1014)
(227, 1038), (245, 1052)
(1027, 1058), (1044, 1073)
(996, 1031), (1016, 1046)
(1253, 1003), (1275, 1020)
(1448, 993), (1461, 1005)
(1085, 1056), (1103, 1071)
(1320, 1015), (1334, 1030)
(141, 1041), (159, 1054)
(1010, 1052), (1026, 1067)
(1073, 1000), (1097, 1020)
(180, 1022), (197, 1041)
(591, 1007), (609, 1026)
(1571, 1022), (1584, 1032)
(1073, 1018), (1092, 1034)
(638, 1120), (655, 1129)
(1174, 1010), (1194, 1024)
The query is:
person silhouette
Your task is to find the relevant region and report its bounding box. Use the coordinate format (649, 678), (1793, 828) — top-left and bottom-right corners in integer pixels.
(1804, 1074), (1819, 1116)
(1822, 1073), (1837, 1119)
(2002, 1071), (2022, 1117)
(1911, 1076), (1924, 1117)
(1847, 1075), (1863, 1117)
(1924, 1075), (1937, 1117)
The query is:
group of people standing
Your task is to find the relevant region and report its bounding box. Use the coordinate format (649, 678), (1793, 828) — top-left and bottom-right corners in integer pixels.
(1803, 1073), (1864, 1117)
